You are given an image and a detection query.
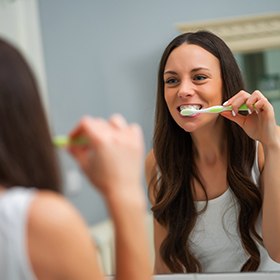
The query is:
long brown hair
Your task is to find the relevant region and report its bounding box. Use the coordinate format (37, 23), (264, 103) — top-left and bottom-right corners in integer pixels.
(149, 31), (262, 272)
(0, 38), (61, 191)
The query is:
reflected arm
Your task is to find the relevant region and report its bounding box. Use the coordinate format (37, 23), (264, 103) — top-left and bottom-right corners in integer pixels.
(261, 126), (280, 262)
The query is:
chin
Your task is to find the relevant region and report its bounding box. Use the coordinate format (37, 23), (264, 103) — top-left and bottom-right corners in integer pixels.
(179, 123), (196, 133)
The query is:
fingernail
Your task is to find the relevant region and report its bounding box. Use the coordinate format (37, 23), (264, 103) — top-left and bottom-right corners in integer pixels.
(248, 108), (252, 114)
(232, 110), (236, 117)
(223, 101), (228, 106)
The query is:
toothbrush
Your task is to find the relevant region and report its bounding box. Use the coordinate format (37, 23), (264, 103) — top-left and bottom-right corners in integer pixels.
(53, 135), (88, 148)
(180, 104), (249, 116)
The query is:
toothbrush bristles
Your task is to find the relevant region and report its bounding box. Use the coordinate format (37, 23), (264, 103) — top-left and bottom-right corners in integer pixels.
(180, 108), (198, 116)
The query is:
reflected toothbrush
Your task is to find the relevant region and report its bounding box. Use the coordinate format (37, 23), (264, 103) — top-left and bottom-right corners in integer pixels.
(180, 104), (249, 116)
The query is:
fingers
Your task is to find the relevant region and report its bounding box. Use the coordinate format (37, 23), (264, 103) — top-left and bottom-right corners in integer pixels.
(108, 114), (144, 147)
(69, 116), (97, 143)
(69, 116), (120, 148)
(223, 90), (271, 116)
(109, 114), (143, 140)
(68, 114), (143, 153)
(109, 114), (128, 128)
(249, 90), (272, 114)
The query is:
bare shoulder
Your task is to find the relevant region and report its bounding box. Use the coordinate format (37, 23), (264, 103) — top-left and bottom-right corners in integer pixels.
(27, 191), (86, 235)
(27, 191), (102, 279)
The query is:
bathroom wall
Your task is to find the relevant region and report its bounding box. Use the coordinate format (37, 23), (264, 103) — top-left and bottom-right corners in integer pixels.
(38, 0), (280, 225)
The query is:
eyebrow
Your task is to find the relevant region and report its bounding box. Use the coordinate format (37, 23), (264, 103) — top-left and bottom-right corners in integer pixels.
(163, 70), (177, 75)
(164, 67), (210, 75)
(191, 67), (210, 72)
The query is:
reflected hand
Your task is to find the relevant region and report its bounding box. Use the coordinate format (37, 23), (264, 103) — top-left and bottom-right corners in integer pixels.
(221, 90), (279, 147)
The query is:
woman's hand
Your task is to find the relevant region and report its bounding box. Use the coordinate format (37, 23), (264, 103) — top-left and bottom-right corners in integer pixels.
(220, 90), (279, 147)
(67, 114), (145, 199)
(68, 115), (152, 280)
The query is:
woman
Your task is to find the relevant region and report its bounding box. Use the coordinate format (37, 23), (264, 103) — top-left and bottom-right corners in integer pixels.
(0, 38), (152, 279)
(145, 30), (280, 273)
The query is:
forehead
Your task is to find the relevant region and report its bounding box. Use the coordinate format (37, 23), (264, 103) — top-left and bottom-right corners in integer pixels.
(165, 43), (220, 71)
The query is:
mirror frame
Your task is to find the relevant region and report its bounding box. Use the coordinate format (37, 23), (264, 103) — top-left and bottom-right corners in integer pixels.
(176, 12), (280, 53)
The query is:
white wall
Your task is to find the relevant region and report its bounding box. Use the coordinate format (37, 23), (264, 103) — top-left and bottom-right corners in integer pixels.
(0, 0), (48, 112)
(37, 0), (280, 225)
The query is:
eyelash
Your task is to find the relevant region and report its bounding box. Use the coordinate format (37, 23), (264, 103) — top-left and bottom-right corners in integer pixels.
(164, 75), (208, 85)
(193, 75), (207, 81)
(165, 78), (178, 85)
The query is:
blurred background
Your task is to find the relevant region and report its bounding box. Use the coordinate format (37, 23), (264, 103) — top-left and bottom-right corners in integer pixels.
(1, 0), (280, 227)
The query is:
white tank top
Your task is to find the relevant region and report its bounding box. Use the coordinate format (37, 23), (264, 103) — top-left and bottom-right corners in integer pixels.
(190, 146), (280, 272)
(0, 187), (37, 279)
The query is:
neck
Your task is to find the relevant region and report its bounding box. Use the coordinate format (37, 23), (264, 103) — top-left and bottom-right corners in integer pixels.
(191, 121), (227, 164)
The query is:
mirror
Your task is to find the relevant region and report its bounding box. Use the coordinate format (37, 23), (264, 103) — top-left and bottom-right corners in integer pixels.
(94, 12), (280, 277)
(235, 49), (280, 124)
(150, 12), (280, 276)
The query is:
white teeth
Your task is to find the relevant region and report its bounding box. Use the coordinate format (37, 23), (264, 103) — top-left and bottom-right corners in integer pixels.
(180, 105), (201, 111)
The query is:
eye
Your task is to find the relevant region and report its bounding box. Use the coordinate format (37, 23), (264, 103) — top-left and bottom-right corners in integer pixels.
(193, 74), (207, 81)
(164, 77), (179, 85)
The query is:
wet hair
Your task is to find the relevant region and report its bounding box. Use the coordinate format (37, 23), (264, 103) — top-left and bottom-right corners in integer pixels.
(149, 30), (262, 272)
(0, 38), (61, 191)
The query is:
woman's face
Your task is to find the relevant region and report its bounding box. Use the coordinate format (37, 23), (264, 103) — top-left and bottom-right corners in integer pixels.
(163, 43), (223, 133)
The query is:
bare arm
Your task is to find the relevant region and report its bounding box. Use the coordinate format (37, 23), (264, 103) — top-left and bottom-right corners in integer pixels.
(106, 187), (151, 280)
(69, 114), (153, 280)
(221, 90), (280, 262)
(145, 150), (171, 274)
(259, 127), (280, 262)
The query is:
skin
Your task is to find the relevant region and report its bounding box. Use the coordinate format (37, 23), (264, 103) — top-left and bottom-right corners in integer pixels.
(28, 191), (103, 280)
(146, 43), (280, 273)
(163, 44), (228, 201)
(221, 91), (280, 263)
(10, 114), (152, 280)
(163, 44), (224, 135)
(69, 115), (152, 280)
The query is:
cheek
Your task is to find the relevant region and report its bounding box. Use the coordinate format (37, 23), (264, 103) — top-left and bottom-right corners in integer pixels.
(203, 86), (223, 104)
(165, 101), (173, 116)
(163, 94), (170, 113)
(164, 92), (172, 108)
(214, 82), (223, 102)
(164, 96), (177, 119)
(164, 88), (177, 103)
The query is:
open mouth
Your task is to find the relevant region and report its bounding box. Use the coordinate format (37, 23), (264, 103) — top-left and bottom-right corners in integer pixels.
(178, 104), (202, 113)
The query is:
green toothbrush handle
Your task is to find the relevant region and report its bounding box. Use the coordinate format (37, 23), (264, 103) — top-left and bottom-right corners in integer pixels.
(237, 104), (249, 111)
(224, 104), (249, 112)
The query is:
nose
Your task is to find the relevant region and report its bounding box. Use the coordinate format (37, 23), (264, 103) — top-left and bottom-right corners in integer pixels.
(177, 80), (195, 98)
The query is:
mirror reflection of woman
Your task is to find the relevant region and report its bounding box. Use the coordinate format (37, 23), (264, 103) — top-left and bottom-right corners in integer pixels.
(146, 30), (280, 273)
